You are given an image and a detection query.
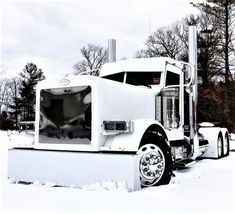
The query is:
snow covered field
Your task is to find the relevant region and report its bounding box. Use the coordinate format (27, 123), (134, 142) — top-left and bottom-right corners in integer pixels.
(1, 131), (235, 214)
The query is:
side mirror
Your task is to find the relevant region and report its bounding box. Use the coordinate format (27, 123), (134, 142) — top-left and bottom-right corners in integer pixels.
(183, 64), (192, 84)
(182, 63), (195, 87)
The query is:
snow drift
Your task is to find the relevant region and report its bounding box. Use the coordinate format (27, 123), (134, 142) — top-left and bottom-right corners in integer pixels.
(1, 131), (235, 214)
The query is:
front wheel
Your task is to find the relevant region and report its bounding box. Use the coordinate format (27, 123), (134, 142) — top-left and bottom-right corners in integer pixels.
(137, 133), (173, 187)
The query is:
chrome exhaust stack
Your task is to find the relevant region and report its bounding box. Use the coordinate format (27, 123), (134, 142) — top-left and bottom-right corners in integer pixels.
(188, 25), (199, 158)
(108, 39), (116, 63)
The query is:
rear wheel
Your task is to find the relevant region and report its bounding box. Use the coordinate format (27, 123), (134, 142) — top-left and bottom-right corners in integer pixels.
(223, 132), (230, 157)
(137, 132), (172, 187)
(217, 133), (223, 159)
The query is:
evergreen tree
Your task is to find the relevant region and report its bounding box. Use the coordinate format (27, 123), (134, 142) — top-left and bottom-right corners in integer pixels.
(19, 63), (45, 121)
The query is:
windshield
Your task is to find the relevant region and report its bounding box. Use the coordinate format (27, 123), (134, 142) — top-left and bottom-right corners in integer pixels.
(39, 86), (92, 145)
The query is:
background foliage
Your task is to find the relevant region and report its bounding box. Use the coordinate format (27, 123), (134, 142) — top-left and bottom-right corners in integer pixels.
(1, 0), (235, 131)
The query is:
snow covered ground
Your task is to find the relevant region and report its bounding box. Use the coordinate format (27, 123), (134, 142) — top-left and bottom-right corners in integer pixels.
(1, 131), (235, 214)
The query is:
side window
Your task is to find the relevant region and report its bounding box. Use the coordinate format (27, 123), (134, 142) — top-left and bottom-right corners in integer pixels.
(126, 72), (161, 86)
(102, 72), (124, 82)
(165, 71), (179, 86)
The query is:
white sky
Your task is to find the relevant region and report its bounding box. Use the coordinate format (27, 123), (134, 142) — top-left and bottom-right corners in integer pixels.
(1, 0), (201, 79)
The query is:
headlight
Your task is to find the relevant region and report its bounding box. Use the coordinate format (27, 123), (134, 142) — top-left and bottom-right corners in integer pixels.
(102, 120), (133, 135)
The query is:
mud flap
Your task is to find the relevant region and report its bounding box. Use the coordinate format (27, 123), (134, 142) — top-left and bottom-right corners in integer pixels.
(8, 149), (141, 191)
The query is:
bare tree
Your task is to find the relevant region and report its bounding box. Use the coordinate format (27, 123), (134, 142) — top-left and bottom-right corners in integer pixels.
(144, 26), (181, 59)
(135, 18), (196, 61)
(192, 0), (235, 83)
(0, 77), (21, 129)
(197, 12), (223, 85)
(73, 44), (108, 75)
(192, 0), (235, 129)
(0, 78), (9, 113)
(8, 78), (21, 126)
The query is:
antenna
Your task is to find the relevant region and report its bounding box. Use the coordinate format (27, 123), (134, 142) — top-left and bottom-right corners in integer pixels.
(148, 8), (152, 35)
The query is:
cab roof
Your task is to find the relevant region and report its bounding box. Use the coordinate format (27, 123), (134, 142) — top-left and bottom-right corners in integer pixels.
(99, 57), (184, 77)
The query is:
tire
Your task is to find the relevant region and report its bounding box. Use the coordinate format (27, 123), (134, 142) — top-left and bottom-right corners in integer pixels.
(217, 132), (224, 159)
(137, 132), (173, 187)
(223, 132), (230, 157)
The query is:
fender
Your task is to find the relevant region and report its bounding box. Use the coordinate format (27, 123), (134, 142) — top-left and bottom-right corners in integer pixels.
(220, 127), (230, 156)
(100, 119), (168, 152)
(199, 127), (223, 158)
(220, 127), (229, 141)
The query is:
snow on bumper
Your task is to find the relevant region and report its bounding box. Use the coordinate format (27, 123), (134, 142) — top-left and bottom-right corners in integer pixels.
(8, 149), (141, 191)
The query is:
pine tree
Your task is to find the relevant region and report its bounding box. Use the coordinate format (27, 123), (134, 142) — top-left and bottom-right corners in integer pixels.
(19, 63), (45, 121)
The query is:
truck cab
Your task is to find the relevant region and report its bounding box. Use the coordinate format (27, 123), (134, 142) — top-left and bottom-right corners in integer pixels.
(8, 26), (230, 189)
(100, 57), (193, 156)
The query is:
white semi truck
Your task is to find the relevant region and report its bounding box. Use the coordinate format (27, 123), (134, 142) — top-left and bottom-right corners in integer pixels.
(8, 26), (230, 191)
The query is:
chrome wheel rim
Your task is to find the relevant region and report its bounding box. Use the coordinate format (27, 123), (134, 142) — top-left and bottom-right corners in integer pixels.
(137, 144), (165, 186)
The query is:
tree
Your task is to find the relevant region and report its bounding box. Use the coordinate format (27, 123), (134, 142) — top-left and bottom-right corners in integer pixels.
(8, 77), (22, 127)
(0, 78), (21, 129)
(0, 78), (8, 113)
(0, 111), (7, 130)
(136, 24), (182, 59)
(19, 63), (45, 121)
(198, 82), (224, 122)
(73, 44), (108, 75)
(227, 81), (235, 132)
(135, 16), (197, 61)
(193, 0), (235, 129)
(197, 12), (222, 85)
(135, 2), (235, 130)
(0, 111), (14, 130)
(192, 0), (235, 83)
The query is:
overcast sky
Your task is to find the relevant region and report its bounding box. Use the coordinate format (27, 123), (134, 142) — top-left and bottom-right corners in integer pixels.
(1, 0), (201, 79)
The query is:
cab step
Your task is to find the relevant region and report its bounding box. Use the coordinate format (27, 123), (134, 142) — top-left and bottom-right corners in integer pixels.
(174, 159), (196, 168)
